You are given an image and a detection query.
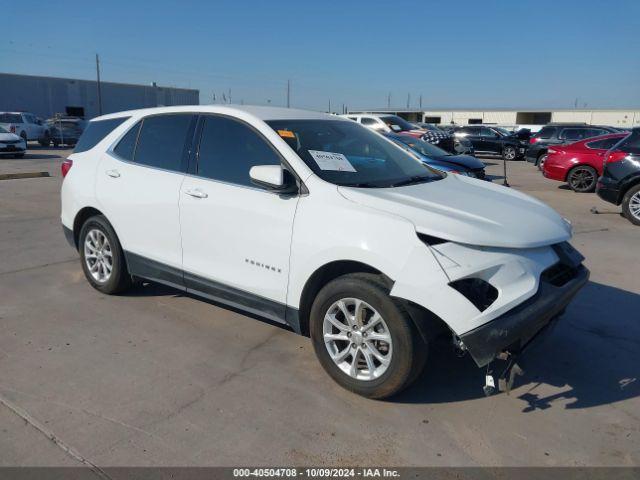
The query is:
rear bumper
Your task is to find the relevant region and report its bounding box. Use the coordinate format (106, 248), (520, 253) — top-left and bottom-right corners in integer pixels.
(542, 163), (566, 181)
(596, 177), (621, 205)
(460, 263), (589, 367)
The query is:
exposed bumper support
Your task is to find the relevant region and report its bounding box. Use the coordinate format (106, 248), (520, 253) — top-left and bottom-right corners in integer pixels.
(460, 264), (589, 367)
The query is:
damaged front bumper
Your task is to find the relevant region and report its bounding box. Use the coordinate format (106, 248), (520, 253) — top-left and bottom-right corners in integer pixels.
(460, 261), (589, 368)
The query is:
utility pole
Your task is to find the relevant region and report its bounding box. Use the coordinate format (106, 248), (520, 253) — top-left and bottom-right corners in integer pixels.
(387, 92), (391, 109)
(406, 93), (410, 109)
(286, 80), (291, 108)
(95, 54), (103, 115)
(328, 99), (331, 113)
(228, 88), (232, 104)
(419, 94), (423, 109)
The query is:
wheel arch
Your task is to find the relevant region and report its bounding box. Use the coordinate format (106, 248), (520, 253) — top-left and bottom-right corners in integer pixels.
(294, 259), (450, 341)
(72, 206), (106, 248)
(619, 175), (640, 205)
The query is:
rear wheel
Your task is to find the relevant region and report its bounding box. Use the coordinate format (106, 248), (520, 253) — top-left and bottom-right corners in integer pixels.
(502, 145), (516, 160)
(310, 273), (427, 399)
(567, 165), (597, 193)
(622, 184), (640, 226)
(38, 131), (51, 147)
(79, 215), (132, 294)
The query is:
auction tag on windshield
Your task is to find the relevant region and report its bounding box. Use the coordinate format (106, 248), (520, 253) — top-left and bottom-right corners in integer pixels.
(308, 150), (356, 172)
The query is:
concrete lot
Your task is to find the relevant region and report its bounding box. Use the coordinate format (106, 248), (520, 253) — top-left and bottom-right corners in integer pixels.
(1, 148), (639, 467)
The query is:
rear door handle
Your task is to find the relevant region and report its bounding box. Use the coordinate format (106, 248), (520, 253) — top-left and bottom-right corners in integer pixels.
(184, 188), (208, 199)
(106, 169), (120, 178)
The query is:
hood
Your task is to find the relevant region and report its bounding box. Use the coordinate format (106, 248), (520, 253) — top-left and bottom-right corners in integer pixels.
(338, 175), (571, 249)
(0, 132), (21, 141)
(432, 154), (484, 170)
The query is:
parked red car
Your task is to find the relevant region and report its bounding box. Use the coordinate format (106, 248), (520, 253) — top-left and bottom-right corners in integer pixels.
(542, 133), (628, 192)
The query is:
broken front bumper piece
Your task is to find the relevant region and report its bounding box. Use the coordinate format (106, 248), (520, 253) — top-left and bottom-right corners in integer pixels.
(460, 263), (589, 368)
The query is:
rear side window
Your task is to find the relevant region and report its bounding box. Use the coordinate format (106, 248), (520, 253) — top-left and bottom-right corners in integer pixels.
(361, 117), (379, 126)
(617, 131), (640, 154)
(537, 127), (557, 139)
(113, 122), (141, 161)
(560, 128), (587, 141)
(133, 114), (195, 172)
(586, 137), (621, 150)
(196, 115), (282, 187)
(74, 117), (128, 153)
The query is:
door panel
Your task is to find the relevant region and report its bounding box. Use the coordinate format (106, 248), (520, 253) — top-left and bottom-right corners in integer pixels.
(95, 153), (186, 271)
(180, 179), (299, 319)
(179, 114), (299, 322)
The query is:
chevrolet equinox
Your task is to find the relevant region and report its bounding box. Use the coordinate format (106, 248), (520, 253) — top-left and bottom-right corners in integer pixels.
(61, 106), (589, 398)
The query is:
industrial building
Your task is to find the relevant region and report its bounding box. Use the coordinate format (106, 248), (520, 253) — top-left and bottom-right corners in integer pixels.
(0, 73), (199, 120)
(348, 108), (640, 128)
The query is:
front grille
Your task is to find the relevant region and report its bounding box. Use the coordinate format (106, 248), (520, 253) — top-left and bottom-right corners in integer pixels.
(542, 262), (580, 287)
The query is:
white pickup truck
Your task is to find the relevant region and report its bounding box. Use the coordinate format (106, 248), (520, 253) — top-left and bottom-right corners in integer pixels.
(0, 112), (50, 146)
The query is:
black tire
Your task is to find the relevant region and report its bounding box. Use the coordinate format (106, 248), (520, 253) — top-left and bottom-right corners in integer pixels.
(567, 165), (597, 193)
(537, 153), (548, 171)
(621, 184), (640, 226)
(502, 145), (516, 161)
(13, 153), (25, 158)
(309, 273), (427, 399)
(20, 132), (28, 146)
(78, 215), (132, 294)
(52, 140), (60, 148)
(38, 131), (51, 147)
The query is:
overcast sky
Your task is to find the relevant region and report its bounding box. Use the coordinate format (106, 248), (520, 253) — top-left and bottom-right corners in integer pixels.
(3, 0), (639, 111)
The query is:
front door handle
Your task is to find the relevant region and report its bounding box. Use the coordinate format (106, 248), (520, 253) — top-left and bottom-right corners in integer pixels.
(184, 188), (208, 199)
(106, 169), (120, 178)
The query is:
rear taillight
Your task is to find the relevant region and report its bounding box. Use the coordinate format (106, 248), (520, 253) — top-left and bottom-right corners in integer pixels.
(604, 150), (627, 165)
(61, 159), (73, 177)
(10, 125), (16, 133)
(529, 137), (539, 144)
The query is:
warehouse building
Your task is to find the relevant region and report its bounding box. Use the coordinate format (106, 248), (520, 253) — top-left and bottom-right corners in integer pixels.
(0, 73), (199, 120)
(348, 108), (640, 128)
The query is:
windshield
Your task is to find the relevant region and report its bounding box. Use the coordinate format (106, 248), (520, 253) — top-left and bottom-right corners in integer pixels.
(379, 115), (415, 132)
(390, 135), (450, 157)
(493, 127), (512, 136)
(0, 113), (22, 123)
(267, 119), (443, 188)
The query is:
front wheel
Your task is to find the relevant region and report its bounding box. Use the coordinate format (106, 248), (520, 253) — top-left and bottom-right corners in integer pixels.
(38, 131), (51, 147)
(502, 145), (516, 160)
(567, 165), (597, 192)
(622, 184), (640, 226)
(310, 273), (427, 399)
(79, 215), (132, 294)
(537, 153), (548, 170)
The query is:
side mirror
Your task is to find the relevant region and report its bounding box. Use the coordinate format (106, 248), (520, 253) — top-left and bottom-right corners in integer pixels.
(249, 165), (298, 194)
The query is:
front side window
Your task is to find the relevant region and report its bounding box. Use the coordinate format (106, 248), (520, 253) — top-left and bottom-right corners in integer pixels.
(560, 128), (586, 141)
(480, 127), (498, 138)
(133, 114), (194, 172)
(197, 115), (282, 187)
(267, 119), (442, 188)
(74, 117), (128, 153)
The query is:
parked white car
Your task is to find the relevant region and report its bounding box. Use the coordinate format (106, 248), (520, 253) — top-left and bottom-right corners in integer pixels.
(61, 106), (588, 398)
(0, 126), (27, 158)
(0, 111), (50, 146)
(342, 113), (426, 137)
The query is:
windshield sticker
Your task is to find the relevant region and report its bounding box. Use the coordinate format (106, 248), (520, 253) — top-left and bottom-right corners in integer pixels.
(308, 150), (357, 172)
(277, 129), (295, 138)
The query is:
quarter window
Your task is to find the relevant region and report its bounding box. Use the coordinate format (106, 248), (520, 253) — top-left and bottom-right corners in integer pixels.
(113, 122), (141, 161)
(537, 127), (557, 139)
(197, 115), (282, 187)
(586, 137), (620, 150)
(133, 114), (194, 172)
(361, 117), (379, 126)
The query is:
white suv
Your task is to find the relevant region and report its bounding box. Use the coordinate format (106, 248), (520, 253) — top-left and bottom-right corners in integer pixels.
(61, 106), (589, 398)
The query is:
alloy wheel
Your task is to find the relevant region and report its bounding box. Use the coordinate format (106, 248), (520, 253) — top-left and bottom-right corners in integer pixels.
(503, 147), (516, 160)
(569, 167), (596, 192)
(629, 191), (640, 221)
(323, 298), (392, 381)
(84, 229), (113, 283)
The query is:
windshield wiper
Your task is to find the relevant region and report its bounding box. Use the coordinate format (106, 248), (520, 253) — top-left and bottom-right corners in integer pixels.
(388, 175), (433, 188)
